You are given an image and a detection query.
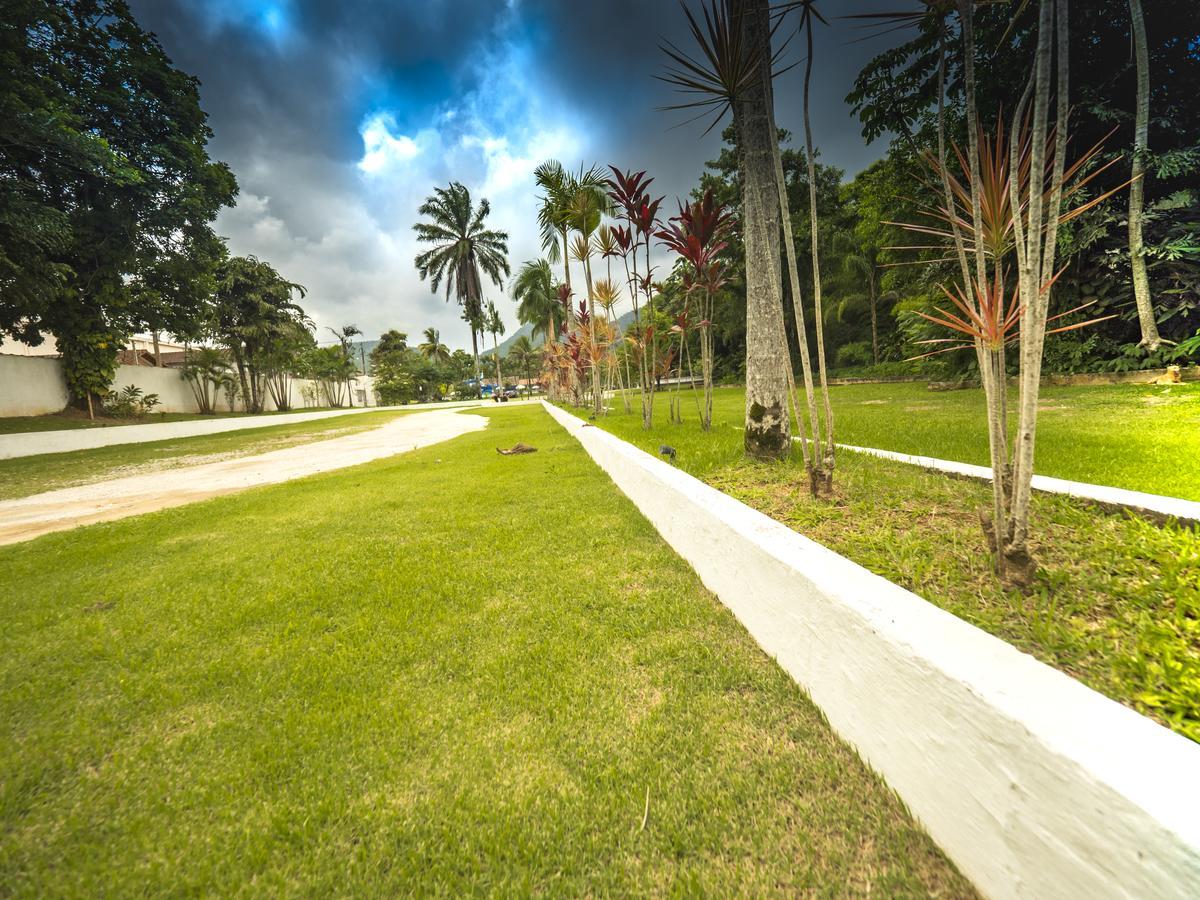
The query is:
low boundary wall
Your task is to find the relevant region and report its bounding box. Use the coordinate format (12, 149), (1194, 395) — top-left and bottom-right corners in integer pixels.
(0, 353), (375, 417)
(543, 400), (1200, 899)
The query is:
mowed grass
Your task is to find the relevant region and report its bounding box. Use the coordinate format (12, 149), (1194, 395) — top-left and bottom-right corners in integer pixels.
(0, 409), (418, 501)
(651, 381), (1200, 500)
(574, 394), (1200, 743)
(0, 405), (971, 896)
(0, 406), (356, 434)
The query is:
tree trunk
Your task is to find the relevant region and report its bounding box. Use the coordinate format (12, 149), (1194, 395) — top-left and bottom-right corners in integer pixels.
(767, 76), (821, 484)
(493, 332), (503, 389)
(1127, 0), (1160, 350)
(803, 17), (835, 491)
(583, 251), (602, 415)
(1004, 0), (1070, 588)
(152, 331), (162, 367)
(868, 269), (879, 365)
(470, 327), (481, 387)
(736, 0), (791, 460)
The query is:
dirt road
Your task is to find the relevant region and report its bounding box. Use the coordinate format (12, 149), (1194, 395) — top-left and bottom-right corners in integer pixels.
(0, 408), (486, 546)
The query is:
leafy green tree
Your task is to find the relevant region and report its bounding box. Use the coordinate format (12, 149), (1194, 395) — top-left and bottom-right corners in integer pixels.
(212, 255), (308, 413)
(413, 182), (510, 381)
(0, 0), (237, 409)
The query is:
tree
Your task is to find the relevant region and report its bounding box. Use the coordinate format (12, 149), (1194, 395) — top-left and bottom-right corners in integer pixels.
(512, 259), (564, 344)
(212, 255), (308, 413)
(418, 327), (451, 364)
(303, 345), (357, 407)
(484, 301), (505, 391)
(413, 182), (510, 382)
(375, 329), (408, 356)
(733, 0), (793, 458)
(370, 330), (415, 405)
(1126, 0), (1160, 350)
(660, 0), (794, 459)
(508, 334), (538, 390)
(0, 0), (237, 411)
(326, 324), (362, 407)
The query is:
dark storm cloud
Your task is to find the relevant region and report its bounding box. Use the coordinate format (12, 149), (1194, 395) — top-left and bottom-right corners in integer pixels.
(126, 0), (902, 347)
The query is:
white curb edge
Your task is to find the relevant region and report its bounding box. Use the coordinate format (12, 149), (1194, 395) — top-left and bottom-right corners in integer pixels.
(544, 400), (1200, 900)
(836, 443), (1200, 525)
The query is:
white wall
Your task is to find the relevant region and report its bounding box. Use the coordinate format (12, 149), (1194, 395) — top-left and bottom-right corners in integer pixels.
(0, 353), (375, 417)
(543, 400), (1200, 899)
(0, 355), (70, 415)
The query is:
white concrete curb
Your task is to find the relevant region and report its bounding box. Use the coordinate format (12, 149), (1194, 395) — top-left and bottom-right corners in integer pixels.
(0, 400), (491, 460)
(544, 400), (1200, 899)
(836, 443), (1200, 525)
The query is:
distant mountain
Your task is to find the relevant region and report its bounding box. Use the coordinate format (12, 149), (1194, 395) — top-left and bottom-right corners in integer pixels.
(482, 310), (638, 359)
(346, 339), (379, 373)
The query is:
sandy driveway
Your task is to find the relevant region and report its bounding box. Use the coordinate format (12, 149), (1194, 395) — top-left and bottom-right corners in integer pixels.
(0, 408), (486, 546)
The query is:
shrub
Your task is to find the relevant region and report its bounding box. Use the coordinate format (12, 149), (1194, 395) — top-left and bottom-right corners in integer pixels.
(835, 341), (872, 369)
(103, 385), (162, 418)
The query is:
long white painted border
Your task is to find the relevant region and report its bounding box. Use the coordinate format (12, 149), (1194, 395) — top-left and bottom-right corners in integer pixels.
(836, 442), (1200, 525)
(0, 399), (494, 461)
(544, 400), (1200, 899)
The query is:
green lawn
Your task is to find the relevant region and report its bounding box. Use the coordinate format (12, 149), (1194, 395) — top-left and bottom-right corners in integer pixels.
(0, 409), (417, 501)
(0, 405), (970, 896)
(0, 406), (359, 434)
(573, 392), (1200, 743)
(653, 381), (1200, 500)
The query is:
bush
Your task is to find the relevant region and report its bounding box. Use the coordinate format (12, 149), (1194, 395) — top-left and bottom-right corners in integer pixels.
(835, 341), (872, 369)
(103, 385), (161, 418)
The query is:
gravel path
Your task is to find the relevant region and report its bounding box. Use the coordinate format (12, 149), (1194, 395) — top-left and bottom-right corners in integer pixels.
(0, 408), (486, 545)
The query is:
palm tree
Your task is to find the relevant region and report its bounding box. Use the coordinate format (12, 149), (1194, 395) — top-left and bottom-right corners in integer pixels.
(660, 0), (792, 460)
(484, 300), (505, 391)
(508, 334), (537, 392)
(418, 327), (451, 365)
(413, 182), (510, 382)
(512, 259), (564, 344)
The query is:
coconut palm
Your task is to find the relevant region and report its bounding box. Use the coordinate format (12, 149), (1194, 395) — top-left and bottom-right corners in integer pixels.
(508, 334), (537, 393)
(484, 301), (505, 391)
(659, 0), (793, 460)
(413, 182), (510, 381)
(512, 259), (564, 344)
(418, 327), (451, 365)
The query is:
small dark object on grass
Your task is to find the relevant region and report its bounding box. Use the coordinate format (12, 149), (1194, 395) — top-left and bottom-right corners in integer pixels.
(659, 445), (677, 461)
(497, 443), (538, 455)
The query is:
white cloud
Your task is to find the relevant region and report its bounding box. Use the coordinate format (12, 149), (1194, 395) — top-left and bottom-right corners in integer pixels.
(357, 113), (421, 174)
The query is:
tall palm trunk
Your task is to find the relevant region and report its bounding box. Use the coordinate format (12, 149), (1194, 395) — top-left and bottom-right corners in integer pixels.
(767, 88), (821, 486)
(492, 331), (503, 390)
(803, 16), (835, 491)
(1127, 0), (1160, 350)
(583, 251), (602, 415)
(868, 268), (879, 365)
(736, 0), (791, 459)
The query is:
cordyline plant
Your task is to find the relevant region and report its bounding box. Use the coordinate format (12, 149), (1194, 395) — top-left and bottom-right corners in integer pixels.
(897, 0), (1105, 588)
(606, 167), (664, 429)
(656, 188), (733, 430)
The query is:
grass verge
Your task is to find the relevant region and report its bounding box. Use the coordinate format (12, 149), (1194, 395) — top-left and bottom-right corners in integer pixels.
(642, 382), (1200, 500)
(0, 409), (416, 501)
(0, 405), (971, 895)
(0, 406), (367, 434)
(570, 394), (1200, 743)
